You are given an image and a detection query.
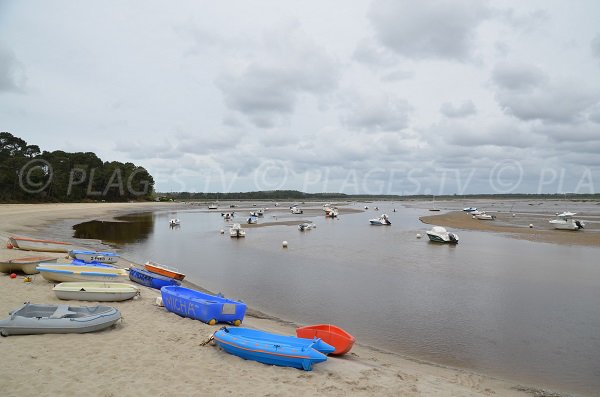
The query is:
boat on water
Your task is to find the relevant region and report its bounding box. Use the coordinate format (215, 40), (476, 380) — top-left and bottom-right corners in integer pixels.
(37, 264), (129, 283)
(68, 250), (119, 264)
(296, 324), (355, 355)
(161, 286), (246, 325)
(463, 207), (477, 212)
(7, 236), (71, 253)
(230, 223), (246, 238)
(473, 212), (496, 220)
(429, 195), (441, 211)
(53, 282), (140, 302)
(0, 256), (58, 275)
(0, 303), (121, 336)
(426, 226), (459, 244)
(247, 215), (258, 224)
(144, 260), (185, 281)
(213, 327), (329, 371)
(169, 218), (181, 226)
(222, 212), (235, 220)
(369, 214), (391, 225)
(291, 206), (303, 214)
(549, 212), (585, 230)
(324, 207), (339, 218)
(129, 267), (180, 289)
(208, 204), (218, 210)
(298, 223), (316, 231)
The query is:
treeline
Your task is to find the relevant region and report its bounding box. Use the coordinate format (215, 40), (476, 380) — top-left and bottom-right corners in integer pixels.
(0, 132), (154, 202)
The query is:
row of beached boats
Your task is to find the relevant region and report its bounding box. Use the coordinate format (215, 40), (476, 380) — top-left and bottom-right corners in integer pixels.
(2, 237), (355, 371)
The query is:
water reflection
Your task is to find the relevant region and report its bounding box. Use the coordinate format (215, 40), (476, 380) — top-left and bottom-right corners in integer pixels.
(73, 212), (155, 244)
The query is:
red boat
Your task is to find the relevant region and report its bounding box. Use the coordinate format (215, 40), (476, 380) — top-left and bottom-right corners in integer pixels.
(296, 324), (355, 355)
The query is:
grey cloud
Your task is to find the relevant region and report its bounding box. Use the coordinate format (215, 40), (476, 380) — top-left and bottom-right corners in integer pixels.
(0, 44), (26, 93)
(368, 0), (490, 61)
(592, 34), (600, 59)
(492, 63), (546, 91)
(440, 100), (477, 118)
(342, 93), (411, 132)
(381, 70), (414, 82)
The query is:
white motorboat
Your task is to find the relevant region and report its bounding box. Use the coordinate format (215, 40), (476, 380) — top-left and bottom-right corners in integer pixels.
(369, 214), (391, 225)
(463, 207), (477, 212)
(291, 206), (303, 214)
(230, 223), (246, 238)
(298, 223), (316, 231)
(473, 212), (495, 220)
(208, 204), (218, 210)
(169, 218), (180, 226)
(256, 208), (265, 217)
(426, 226), (459, 244)
(549, 212), (585, 230)
(324, 207), (339, 217)
(222, 212), (235, 220)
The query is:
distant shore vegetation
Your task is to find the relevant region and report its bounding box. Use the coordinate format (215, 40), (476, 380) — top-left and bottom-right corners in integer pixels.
(1, 132), (154, 202)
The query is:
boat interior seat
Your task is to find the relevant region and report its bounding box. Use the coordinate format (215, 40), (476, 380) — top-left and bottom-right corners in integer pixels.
(50, 305), (77, 319)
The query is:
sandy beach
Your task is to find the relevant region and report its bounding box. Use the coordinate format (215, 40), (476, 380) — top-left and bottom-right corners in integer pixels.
(0, 203), (568, 397)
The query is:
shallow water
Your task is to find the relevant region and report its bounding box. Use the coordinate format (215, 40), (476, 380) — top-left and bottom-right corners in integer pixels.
(72, 202), (600, 395)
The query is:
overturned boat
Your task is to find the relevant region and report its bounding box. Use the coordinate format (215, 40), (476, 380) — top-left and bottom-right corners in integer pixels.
(0, 303), (121, 336)
(161, 286), (246, 325)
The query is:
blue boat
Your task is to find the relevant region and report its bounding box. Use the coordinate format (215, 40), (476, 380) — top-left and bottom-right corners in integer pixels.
(68, 250), (119, 264)
(213, 327), (329, 371)
(129, 267), (180, 289)
(71, 259), (115, 268)
(161, 286), (246, 325)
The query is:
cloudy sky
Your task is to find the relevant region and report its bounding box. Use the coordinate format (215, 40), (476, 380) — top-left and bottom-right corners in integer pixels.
(1, 0), (599, 194)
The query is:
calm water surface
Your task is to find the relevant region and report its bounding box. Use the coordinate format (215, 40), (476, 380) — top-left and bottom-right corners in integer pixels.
(73, 203), (600, 395)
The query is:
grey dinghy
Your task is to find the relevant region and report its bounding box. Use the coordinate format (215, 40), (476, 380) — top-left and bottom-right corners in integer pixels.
(0, 303), (121, 336)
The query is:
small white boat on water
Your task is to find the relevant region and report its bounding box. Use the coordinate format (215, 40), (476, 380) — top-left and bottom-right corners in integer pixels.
(369, 214), (391, 225)
(463, 207), (477, 212)
(208, 203), (218, 210)
(549, 212), (585, 230)
(298, 223), (316, 231)
(169, 218), (181, 226)
(8, 237), (72, 253)
(0, 256), (58, 275)
(426, 226), (459, 244)
(230, 223), (246, 238)
(222, 212), (235, 220)
(247, 215), (258, 224)
(37, 264), (129, 283)
(324, 207), (339, 217)
(53, 282), (140, 302)
(68, 250), (119, 264)
(473, 212), (496, 220)
(291, 206), (303, 214)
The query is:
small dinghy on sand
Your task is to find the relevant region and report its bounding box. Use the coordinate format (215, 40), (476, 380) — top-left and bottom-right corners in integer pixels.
(0, 256), (58, 275)
(0, 303), (121, 336)
(53, 282), (140, 302)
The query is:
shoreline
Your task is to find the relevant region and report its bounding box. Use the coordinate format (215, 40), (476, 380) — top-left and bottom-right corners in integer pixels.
(0, 203), (577, 396)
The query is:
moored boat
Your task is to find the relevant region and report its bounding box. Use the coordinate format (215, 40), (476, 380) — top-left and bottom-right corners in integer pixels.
(53, 282), (140, 302)
(229, 223), (246, 238)
(161, 286), (246, 325)
(128, 267), (180, 289)
(463, 207), (477, 212)
(369, 214), (391, 225)
(68, 250), (119, 264)
(247, 215), (258, 224)
(213, 327), (329, 371)
(473, 212), (496, 220)
(549, 212), (585, 230)
(144, 260), (185, 280)
(0, 303), (120, 336)
(298, 223), (316, 231)
(0, 256), (58, 275)
(37, 264), (129, 283)
(291, 206), (303, 214)
(426, 226), (459, 244)
(7, 236), (71, 253)
(169, 218), (181, 226)
(296, 324), (355, 355)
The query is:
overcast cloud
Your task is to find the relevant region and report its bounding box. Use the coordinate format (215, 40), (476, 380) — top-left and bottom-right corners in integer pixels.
(1, 0), (600, 194)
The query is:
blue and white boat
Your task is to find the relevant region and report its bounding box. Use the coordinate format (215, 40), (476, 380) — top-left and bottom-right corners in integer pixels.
(213, 327), (329, 371)
(36, 264), (129, 283)
(161, 286), (246, 325)
(68, 250), (119, 264)
(128, 267), (180, 289)
(463, 207), (477, 212)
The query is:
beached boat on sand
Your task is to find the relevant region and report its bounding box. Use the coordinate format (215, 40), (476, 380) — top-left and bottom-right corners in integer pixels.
(0, 303), (121, 336)
(129, 267), (180, 289)
(7, 236), (71, 253)
(214, 327), (329, 371)
(161, 286), (246, 325)
(0, 256), (58, 274)
(37, 264), (129, 283)
(549, 212), (585, 230)
(53, 282), (140, 302)
(144, 260), (185, 280)
(68, 250), (119, 264)
(296, 324), (355, 355)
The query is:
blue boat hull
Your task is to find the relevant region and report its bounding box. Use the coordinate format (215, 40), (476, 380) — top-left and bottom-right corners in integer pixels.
(161, 286), (246, 325)
(214, 327), (327, 371)
(129, 267), (180, 289)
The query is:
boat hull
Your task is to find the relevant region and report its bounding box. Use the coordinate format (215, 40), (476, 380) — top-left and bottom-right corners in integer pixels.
(296, 324), (355, 355)
(8, 237), (71, 253)
(53, 282), (139, 302)
(37, 265), (129, 283)
(0, 303), (120, 336)
(161, 286), (246, 325)
(426, 232), (458, 244)
(0, 257), (58, 274)
(68, 250), (119, 264)
(144, 261), (185, 280)
(129, 267), (180, 289)
(214, 327), (327, 371)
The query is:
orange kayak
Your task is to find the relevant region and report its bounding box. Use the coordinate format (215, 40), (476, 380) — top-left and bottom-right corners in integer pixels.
(144, 261), (185, 281)
(296, 324), (355, 355)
